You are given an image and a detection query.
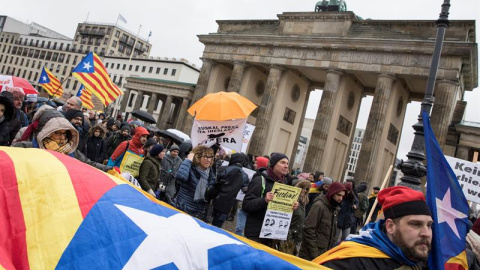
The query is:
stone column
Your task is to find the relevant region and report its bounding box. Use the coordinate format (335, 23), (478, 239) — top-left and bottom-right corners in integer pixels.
(133, 90), (144, 111)
(249, 65), (284, 157)
(147, 93), (158, 115)
(354, 73), (395, 187)
(430, 80), (459, 150)
(119, 88), (131, 113)
(303, 70), (343, 174)
(227, 61), (246, 93)
(456, 145), (470, 160)
(289, 87), (312, 167)
(184, 59), (215, 134)
(159, 95), (173, 130)
(176, 98), (190, 130)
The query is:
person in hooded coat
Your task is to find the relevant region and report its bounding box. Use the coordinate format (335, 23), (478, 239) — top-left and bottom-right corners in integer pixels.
(138, 145), (165, 197)
(209, 153), (250, 228)
(336, 182), (359, 242)
(160, 144), (182, 204)
(108, 126), (149, 178)
(0, 93), (15, 146)
(13, 107), (111, 171)
(85, 124), (107, 163)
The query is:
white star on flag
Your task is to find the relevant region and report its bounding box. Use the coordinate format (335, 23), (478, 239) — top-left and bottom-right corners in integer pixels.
(435, 188), (468, 239)
(115, 204), (245, 270)
(42, 76), (47, 82)
(82, 62), (92, 71)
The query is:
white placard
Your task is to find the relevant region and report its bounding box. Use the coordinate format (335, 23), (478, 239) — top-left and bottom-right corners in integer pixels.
(191, 119), (247, 152)
(445, 156), (480, 204)
(241, 123), (255, 153)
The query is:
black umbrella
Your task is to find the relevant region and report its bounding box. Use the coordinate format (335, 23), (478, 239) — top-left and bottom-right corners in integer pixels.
(131, 110), (156, 124)
(146, 125), (160, 133)
(157, 130), (184, 145)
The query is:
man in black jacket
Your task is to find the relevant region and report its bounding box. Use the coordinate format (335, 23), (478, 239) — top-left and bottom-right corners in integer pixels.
(210, 153), (249, 228)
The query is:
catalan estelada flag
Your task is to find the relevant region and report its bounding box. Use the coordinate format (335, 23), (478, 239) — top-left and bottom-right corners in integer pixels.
(76, 84), (94, 110)
(0, 147), (329, 270)
(72, 52), (122, 106)
(38, 67), (63, 97)
(423, 110), (469, 270)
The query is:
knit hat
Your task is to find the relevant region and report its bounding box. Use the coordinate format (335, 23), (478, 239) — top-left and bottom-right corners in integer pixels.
(121, 125), (131, 132)
(472, 219), (480, 235)
(326, 182), (347, 200)
(345, 182), (353, 192)
(323, 177), (333, 185)
(169, 144), (180, 152)
(144, 138), (158, 149)
(256, 157), (269, 169)
(269, 153), (288, 168)
(65, 109), (84, 122)
(373, 186), (380, 191)
(150, 145), (165, 157)
(377, 186), (432, 220)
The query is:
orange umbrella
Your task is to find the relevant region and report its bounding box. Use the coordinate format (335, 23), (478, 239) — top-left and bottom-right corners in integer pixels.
(187, 91), (257, 121)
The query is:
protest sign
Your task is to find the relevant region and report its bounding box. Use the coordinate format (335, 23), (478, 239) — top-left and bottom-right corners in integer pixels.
(260, 183), (301, 240)
(241, 123), (255, 153)
(191, 119), (246, 152)
(445, 156), (480, 204)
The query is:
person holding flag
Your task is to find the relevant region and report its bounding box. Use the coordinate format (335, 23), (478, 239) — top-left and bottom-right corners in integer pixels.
(314, 186), (433, 269)
(38, 67), (63, 97)
(76, 85), (94, 110)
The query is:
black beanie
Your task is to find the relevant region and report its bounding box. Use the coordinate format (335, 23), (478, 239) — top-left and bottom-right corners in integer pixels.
(269, 153), (289, 168)
(65, 110), (84, 122)
(150, 145), (164, 157)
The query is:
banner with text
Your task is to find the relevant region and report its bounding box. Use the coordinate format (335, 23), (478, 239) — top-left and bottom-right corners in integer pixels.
(445, 155), (480, 204)
(260, 183), (301, 240)
(191, 119), (247, 152)
(241, 123), (255, 153)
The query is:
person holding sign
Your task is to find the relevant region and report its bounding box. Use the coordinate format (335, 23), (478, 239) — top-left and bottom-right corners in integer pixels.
(108, 127), (149, 177)
(242, 153), (299, 247)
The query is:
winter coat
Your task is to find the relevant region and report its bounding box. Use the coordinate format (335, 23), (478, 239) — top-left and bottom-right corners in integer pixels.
(337, 194), (359, 229)
(242, 168), (275, 239)
(213, 153), (249, 214)
(299, 194), (339, 260)
(175, 159), (215, 216)
(138, 155), (161, 192)
(110, 128), (148, 162)
(161, 153), (183, 198)
(86, 136), (107, 163)
(322, 255), (425, 270)
(0, 120), (11, 146)
(106, 130), (131, 157)
(289, 204), (306, 244)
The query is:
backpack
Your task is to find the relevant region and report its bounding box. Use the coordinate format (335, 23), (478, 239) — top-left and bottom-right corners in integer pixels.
(359, 193), (368, 212)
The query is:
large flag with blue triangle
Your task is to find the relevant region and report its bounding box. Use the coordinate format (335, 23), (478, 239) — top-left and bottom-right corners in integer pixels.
(423, 110), (469, 270)
(72, 52), (122, 106)
(38, 67), (63, 97)
(0, 147), (328, 270)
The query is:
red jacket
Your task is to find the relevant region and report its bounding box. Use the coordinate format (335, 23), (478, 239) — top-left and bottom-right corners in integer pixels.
(110, 127), (149, 161)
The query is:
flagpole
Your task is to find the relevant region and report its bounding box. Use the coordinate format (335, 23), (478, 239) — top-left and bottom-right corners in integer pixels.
(113, 24), (141, 119)
(397, 0), (451, 190)
(47, 74), (71, 101)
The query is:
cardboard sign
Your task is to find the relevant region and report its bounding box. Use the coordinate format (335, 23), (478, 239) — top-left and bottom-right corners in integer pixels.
(445, 156), (480, 204)
(191, 119), (247, 152)
(259, 183), (301, 240)
(241, 123), (255, 153)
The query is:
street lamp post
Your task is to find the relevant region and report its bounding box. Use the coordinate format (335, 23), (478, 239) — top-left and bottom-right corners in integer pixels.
(397, 0), (451, 190)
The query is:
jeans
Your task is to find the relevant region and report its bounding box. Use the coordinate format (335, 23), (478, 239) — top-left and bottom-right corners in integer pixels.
(212, 210), (228, 228)
(235, 206), (247, 236)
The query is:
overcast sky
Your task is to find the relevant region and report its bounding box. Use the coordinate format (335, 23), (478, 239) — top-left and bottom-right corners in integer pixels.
(2, 0), (479, 160)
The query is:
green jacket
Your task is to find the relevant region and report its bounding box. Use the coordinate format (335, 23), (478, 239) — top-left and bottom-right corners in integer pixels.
(138, 155), (161, 192)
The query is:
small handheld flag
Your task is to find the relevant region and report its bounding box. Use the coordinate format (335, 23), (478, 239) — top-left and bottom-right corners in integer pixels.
(72, 52), (122, 106)
(423, 110), (469, 270)
(38, 67), (63, 97)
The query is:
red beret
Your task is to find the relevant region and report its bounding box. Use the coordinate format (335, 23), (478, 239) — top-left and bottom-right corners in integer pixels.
(378, 186), (432, 220)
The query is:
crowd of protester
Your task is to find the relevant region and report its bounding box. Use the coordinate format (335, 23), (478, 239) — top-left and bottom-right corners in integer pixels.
(1, 87), (479, 269)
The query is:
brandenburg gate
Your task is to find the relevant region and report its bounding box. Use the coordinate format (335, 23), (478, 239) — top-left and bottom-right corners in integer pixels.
(183, 11), (477, 188)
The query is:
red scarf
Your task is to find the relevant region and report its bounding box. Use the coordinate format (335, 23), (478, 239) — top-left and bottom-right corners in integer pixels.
(266, 167), (285, 183)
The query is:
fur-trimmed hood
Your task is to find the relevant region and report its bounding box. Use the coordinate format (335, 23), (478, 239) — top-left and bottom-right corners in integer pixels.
(36, 110), (79, 154)
(88, 124), (106, 138)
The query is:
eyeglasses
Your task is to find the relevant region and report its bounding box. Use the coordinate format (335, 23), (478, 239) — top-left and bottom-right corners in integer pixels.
(52, 131), (67, 137)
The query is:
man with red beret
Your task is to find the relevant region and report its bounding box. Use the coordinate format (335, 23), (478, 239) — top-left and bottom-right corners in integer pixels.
(315, 186), (433, 269)
(299, 181), (347, 260)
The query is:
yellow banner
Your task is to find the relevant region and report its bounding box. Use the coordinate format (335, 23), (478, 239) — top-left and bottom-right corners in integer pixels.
(119, 151), (144, 177)
(268, 183), (301, 212)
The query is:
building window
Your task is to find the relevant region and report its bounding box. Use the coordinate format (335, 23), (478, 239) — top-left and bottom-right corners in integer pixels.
(118, 76), (123, 85)
(171, 69), (176, 76)
(112, 40), (117, 48)
(163, 68), (168, 75)
(73, 81), (78, 90)
(129, 65), (133, 71)
(122, 64), (126, 70)
(135, 65), (139, 72)
(117, 63), (120, 69)
(115, 31), (120, 38)
(113, 75), (117, 83)
(149, 67), (153, 73)
(156, 67), (160, 74)
(142, 66), (146, 72)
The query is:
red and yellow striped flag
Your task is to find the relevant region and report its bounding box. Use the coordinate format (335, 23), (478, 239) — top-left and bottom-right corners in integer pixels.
(38, 67), (63, 97)
(76, 84), (94, 109)
(72, 52), (122, 106)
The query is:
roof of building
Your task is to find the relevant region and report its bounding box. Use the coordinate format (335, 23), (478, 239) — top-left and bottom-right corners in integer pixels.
(126, 77), (196, 87)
